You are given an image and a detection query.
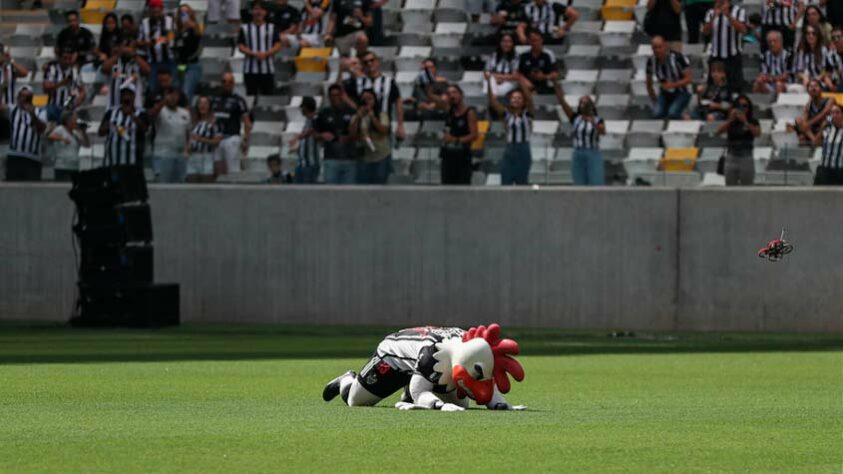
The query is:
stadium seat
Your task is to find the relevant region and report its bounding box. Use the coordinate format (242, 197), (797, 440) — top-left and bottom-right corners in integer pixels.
(432, 23), (467, 48)
(599, 21), (636, 48)
(635, 171), (702, 187)
(772, 93), (809, 121)
(565, 45), (600, 70)
(602, 0), (636, 21)
(663, 121), (701, 149)
(771, 120), (799, 151)
(628, 120), (663, 147)
(295, 48), (332, 73)
(697, 147), (723, 174)
(753, 147), (774, 173)
(563, 70), (599, 96)
(624, 147), (662, 177)
(661, 147), (699, 172)
(600, 120), (630, 150)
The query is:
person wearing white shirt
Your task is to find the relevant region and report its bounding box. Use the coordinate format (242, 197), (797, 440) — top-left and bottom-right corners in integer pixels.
(48, 110), (90, 181)
(151, 87), (191, 182)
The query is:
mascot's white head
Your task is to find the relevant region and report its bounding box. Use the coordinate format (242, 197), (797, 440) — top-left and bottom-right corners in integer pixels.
(432, 323), (525, 405)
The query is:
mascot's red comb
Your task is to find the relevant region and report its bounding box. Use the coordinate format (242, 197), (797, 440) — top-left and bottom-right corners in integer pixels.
(463, 323), (525, 393)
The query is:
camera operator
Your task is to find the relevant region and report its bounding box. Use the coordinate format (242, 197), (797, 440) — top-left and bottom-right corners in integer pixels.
(48, 109), (90, 181)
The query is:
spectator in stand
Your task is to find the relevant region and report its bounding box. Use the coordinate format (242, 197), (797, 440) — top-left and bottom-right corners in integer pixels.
(643, 0), (682, 52)
(151, 87), (191, 182)
(208, 0), (241, 26)
(146, 69), (188, 114)
(753, 30), (792, 94)
(491, 0), (530, 44)
(315, 84), (358, 184)
(804, 5), (832, 45)
(423, 83), (479, 185)
(826, 0), (843, 29)
(3, 87), (47, 182)
(760, 0), (800, 52)
(828, 27), (843, 91)
(337, 56), (365, 108)
(791, 25), (834, 89)
(684, 0), (714, 44)
(175, 4), (203, 103)
(521, 0), (579, 46)
(102, 38), (151, 110)
(325, 0), (372, 56)
(238, 0), (282, 95)
(99, 84), (149, 167)
(137, 0), (177, 92)
(646, 35), (693, 120)
(43, 48), (87, 121)
(744, 13), (763, 46)
(815, 103), (843, 185)
(288, 96), (320, 183)
(186, 96), (222, 183)
(122, 14), (138, 39)
(0, 44), (31, 141)
(265, 154), (292, 183)
(368, 0), (387, 46)
(516, 29), (559, 95)
(211, 72), (252, 175)
(267, 0), (301, 39)
(48, 110), (89, 181)
(703, 0), (748, 91)
(409, 58), (448, 120)
(359, 51), (405, 141)
(350, 89), (391, 183)
(486, 73), (534, 185)
(554, 79), (605, 186)
(485, 33), (521, 99)
(791, 79), (834, 144)
(693, 61), (733, 121)
(56, 11), (96, 65)
(279, 0), (331, 50)
(95, 14), (123, 69)
(717, 94), (760, 186)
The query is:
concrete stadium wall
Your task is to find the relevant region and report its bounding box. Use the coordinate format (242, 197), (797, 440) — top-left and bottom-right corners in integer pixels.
(0, 185), (840, 332)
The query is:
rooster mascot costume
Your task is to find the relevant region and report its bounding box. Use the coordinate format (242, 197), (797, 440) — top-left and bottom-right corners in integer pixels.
(322, 323), (525, 411)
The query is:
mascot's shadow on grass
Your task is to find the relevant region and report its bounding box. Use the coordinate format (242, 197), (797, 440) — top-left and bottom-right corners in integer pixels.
(323, 324), (526, 412)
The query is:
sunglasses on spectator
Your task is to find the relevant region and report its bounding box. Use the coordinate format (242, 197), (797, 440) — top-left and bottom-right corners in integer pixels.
(363, 57), (377, 64)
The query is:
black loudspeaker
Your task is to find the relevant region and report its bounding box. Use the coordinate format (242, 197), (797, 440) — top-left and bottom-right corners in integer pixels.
(69, 165), (148, 207)
(79, 245), (154, 285)
(72, 284), (180, 328)
(74, 204), (153, 245)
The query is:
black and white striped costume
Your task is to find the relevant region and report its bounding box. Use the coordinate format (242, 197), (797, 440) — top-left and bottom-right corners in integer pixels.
(572, 114), (603, 149)
(298, 116), (319, 167)
(792, 46), (832, 80)
(505, 110), (532, 144)
(138, 15), (175, 63)
(821, 116), (843, 169)
(646, 50), (691, 93)
(761, 2), (797, 28)
(9, 105), (47, 160)
(103, 107), (148, 166)
(355, 74), (401, 117)
(238, 22), (280, 74)
(107, 59), (144, 109)
(705, 5), (747, 58)
(761, 48), (793, 77)
(485, 52), (519, 75)
(189, 120), (222, 153)
(43, 61), (81, 107)
(374, 327), (465, 375)
(0, 63), (16, 107)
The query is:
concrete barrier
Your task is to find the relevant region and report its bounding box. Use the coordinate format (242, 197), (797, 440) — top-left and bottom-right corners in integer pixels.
(0, 184), (840, 332)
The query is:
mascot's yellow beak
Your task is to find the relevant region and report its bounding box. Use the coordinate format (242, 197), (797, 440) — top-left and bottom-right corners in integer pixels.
(452, 365), (494, 405)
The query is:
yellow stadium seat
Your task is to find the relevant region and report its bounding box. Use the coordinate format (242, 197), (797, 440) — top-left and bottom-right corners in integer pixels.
(32, 95), (48, 107)
(471, 120), (490, 151)
(295, 48), (332, 73)
(661, 147), (699, 172)
(821, 92), (843, 106)
(80, 9), (107, 24)
(83, 0), (116, 9)
(602, 0), (636, 21)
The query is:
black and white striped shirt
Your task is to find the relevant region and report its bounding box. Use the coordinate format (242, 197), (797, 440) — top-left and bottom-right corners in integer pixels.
(356, 74), (401, 116)
(0, 63), (16, 106)
(762, 2), (797, 27)
(761, 49), (792, 77)
(138, 15), (175, 63)
(9, 105), (46, 160)
(571, 114), (603, 149)
(524, 0), (568, 35)
(821, 116), (843, 169)
(189, 120), (222, 154)
(646, 50), (691, 93)
(705, 5), (747, 58)
(44, 61), (81, 107)
(792, 46), (832, 80)
(375, 326), (465, 375)
(486, 52), (519, 75)
(104, 107), (148, 166)
(828, 49), (843, 81)
(300, 3), (328, 35)
(238, 22), (280, 74)
(108, 59), (144, 109)
(298, 116), (319, 167)
(505, 110), (531, 144)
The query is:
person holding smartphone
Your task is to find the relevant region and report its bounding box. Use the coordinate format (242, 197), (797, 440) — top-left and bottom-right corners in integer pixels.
(718, 94), (761, 186)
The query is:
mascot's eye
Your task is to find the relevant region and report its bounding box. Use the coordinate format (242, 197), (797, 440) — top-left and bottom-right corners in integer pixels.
(474, 363), (484, 379)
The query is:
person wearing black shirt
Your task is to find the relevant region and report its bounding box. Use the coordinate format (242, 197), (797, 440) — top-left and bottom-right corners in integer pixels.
(269, 0), (302, 34)
(827, 0), (843, 29)
(56, 11), (96, 65)
(211, 72), (253, 175)
(175, 4), (203, 103)
(424, 83), (479, 185)
(238, 1), (282, 96)
(516, 29), (559, 94)
(643, 0), (682, 51)
(95, 13), (122, 67)
(815, 103), (843, 185)
(325, 0), (372, 55)
(315, 84), (358, 184)
(717, 94), (760, 186)
(492, 0), (530, 43)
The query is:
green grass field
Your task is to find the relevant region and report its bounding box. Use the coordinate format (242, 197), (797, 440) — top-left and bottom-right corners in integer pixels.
(1, 324), (841, 473)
